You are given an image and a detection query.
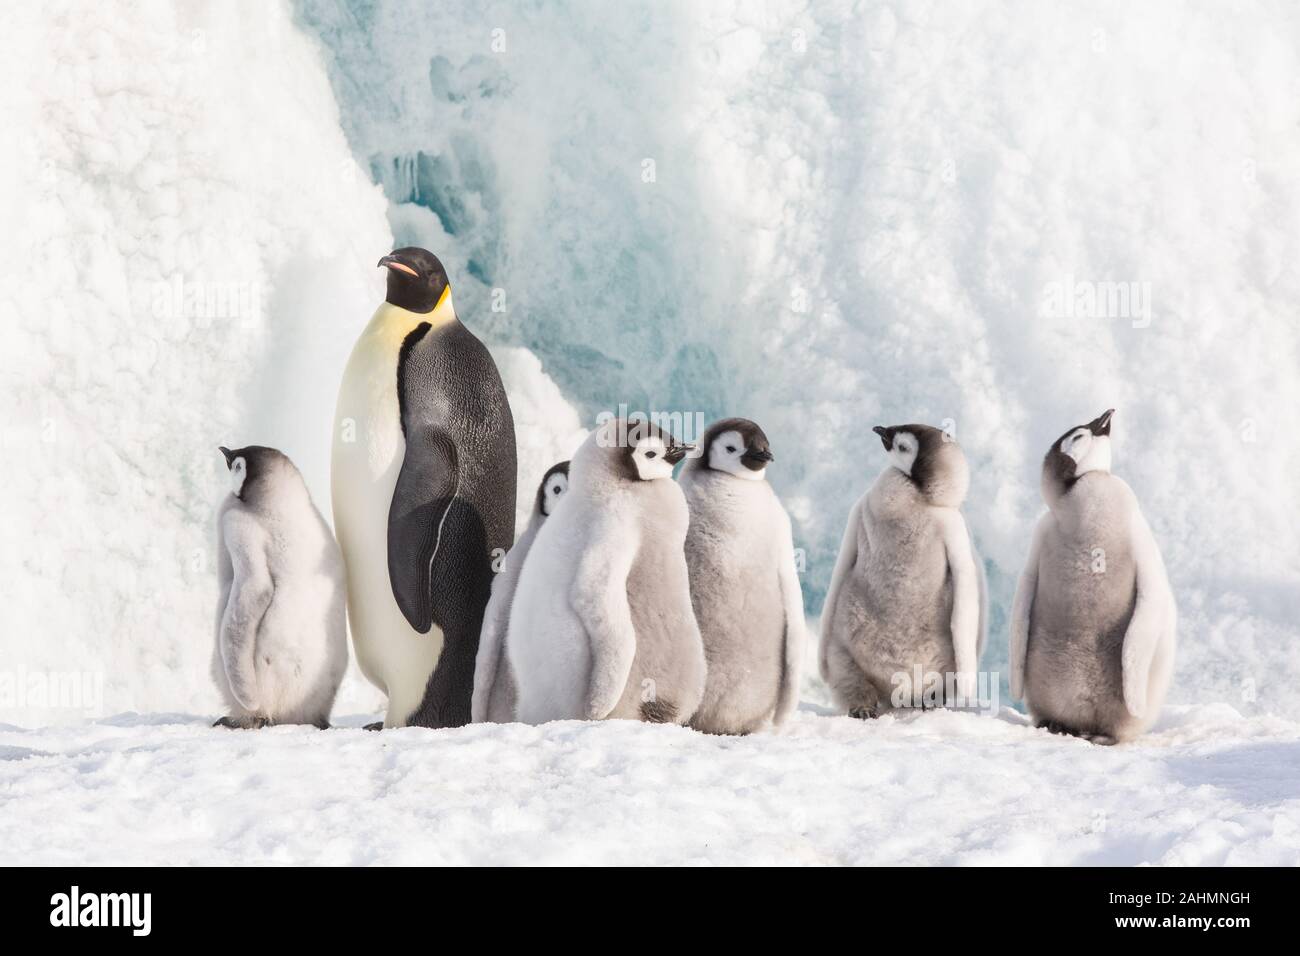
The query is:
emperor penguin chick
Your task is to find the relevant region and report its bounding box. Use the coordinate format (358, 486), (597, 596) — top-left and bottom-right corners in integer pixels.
(213, 446), (347, 729)
(680, 419), (805, 735)
(1010, 409), (1176, 744)
(820, 424), (987, 717)
(507, 419), (705, 725)
(471, 461), (570, 723)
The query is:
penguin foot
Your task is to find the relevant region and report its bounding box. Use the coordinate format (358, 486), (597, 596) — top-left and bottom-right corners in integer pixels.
(362, 721), (384, 732)
(1037, 719), (1084, 738)
(1083, 733), (1118, 746)
(213, 715), (271, 730)
(848, 706), (879, 720)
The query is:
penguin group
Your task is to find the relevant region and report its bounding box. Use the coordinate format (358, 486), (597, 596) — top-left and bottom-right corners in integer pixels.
(211, 246), (1176, 745)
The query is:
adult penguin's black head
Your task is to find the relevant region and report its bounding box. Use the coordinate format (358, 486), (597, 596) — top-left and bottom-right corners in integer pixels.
(378, 247), (451, 314)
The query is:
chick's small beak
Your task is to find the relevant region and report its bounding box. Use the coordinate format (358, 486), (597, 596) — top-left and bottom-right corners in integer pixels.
(664, 443), (694, 465)
(218, 446), (235, 469)
(1090, 408), (1115, 436)
(872, 425), (892, 450)
(377, 254), (419, 278)
(742, 447), (774, 464)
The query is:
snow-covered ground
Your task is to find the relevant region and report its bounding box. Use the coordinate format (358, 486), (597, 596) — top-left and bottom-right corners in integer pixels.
(3, 703), (1297, 866)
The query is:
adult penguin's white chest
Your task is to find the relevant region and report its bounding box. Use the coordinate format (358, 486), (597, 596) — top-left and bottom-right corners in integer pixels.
(331, 300), (449, 726)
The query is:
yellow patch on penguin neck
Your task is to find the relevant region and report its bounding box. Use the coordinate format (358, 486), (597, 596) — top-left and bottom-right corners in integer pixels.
(427, 284), (455, 324)
(367, 287), (456, 343)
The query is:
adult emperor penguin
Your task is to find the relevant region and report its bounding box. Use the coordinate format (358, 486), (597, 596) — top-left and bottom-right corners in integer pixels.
(507, 418), (705, 725)
(679, 418), (805, 735)
(332, 247), (516, 729)
(471, 460), (570, 723)
(820, 423), (987, 716)
(213, 445), (347, 729)
(1010, 409), (1176, 743)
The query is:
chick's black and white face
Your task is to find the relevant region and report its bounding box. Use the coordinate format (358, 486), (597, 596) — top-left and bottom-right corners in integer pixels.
(220, 445), (288, 502)
(541, 471), (568, 516)
(228, 455), (247, 497)
(1059, 427), (1111, 477)
(630, 435), (676, 481)
(1042, 410), (1115, 497)
(884, 429), (919, 476)
(707, 428), (772, 481)
(595, 419), (690, 482)
(219, 446), (252, 498)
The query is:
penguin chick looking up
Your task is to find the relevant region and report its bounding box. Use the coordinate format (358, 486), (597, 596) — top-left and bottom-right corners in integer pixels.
(213, 445), (347, 729)
(1010, 409), (1176, 743)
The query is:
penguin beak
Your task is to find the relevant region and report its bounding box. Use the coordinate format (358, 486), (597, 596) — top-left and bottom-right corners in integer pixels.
(663, 443), (693, 466)
(872, 425), (893, 451)
(377, 254), (419, 278)
(1089, 409), (1115, 436)
(742, 447), (774, 465)
(218, 446), (235, 469)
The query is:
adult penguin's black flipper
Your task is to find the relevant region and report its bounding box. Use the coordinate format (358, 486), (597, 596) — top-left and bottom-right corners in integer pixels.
(387, 426), (458, 634)
(386, 315), (516, 729)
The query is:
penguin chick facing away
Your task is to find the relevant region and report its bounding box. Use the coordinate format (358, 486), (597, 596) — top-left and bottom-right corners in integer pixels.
(507, 418), (706, 725)
(471, 461), (570, 723)
(1010, 409), (1176, 744)
(331, 247), (516, 729)
(820, 424), (987, 718)
(213, 446), (347, 729)
(680, 419), (806, 735)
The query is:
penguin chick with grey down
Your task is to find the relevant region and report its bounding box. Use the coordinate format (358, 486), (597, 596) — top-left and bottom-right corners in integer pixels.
(820, 424), (987, 717)
(471, 460), (570, 723)
(1010, 409), (1176, 744)
(507, 418), (705, 725)
(213, 445), (347, 729)
(680, 418), (805, 735)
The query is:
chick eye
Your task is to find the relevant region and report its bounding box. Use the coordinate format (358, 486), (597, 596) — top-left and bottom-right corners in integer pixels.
(551, 485), (561, 494)
(645, 450), (657, 459)
(726, 445), (737, 453)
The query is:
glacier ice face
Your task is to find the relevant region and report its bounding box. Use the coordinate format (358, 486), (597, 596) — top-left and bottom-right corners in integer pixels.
(298, 0), (1300, 713)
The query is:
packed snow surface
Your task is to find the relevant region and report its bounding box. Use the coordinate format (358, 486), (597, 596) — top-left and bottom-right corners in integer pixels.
(2, 704), (1297, 866)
